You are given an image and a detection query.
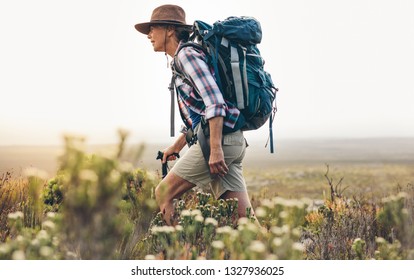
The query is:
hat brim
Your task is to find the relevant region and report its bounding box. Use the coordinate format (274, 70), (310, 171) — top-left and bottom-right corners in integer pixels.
(135, 20), (192, 35)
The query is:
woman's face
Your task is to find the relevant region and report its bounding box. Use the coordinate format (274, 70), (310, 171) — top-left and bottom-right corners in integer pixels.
(147, 25), (166, 52)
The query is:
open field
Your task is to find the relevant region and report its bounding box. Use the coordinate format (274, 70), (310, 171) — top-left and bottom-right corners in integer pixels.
(1, 138), (413, 200)
(1, 137), (414, 260)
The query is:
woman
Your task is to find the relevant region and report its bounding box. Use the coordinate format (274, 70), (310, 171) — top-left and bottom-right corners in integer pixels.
(135, 4), (256, 225)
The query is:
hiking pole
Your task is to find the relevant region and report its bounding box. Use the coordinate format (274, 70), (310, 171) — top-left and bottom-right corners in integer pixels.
(156, 151), (180, 179)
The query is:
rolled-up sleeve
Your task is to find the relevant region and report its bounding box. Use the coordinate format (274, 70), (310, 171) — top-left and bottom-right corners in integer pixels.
(176, 47), (227, 120)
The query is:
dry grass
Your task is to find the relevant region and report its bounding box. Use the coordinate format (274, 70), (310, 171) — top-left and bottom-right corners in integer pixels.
(0, 172), (28, 241)
(1, 137), (414, 260)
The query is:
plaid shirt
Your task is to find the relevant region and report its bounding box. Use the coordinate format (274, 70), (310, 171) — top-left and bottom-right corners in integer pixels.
(173, 43), (240, 130)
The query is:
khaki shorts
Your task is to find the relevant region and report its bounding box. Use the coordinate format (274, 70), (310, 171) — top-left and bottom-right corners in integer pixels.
(170, 130), (247, 199)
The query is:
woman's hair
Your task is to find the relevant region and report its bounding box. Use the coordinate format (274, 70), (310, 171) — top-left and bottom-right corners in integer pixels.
(173, 25), (192, 42)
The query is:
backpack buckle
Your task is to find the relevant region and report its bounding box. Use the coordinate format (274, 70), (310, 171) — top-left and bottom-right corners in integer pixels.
(185, 127), (198, 146)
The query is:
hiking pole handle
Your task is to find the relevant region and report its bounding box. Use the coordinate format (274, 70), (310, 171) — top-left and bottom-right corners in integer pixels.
(156, 151), (180, 179)
(156, 151), (168, 178)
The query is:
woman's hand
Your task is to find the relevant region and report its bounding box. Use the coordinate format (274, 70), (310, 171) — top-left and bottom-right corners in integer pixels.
(209, 147), (228, 177)
(161, 133), (187, 163)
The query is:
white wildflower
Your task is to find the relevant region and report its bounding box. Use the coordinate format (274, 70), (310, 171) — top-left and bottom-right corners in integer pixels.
(66, 251), (78, 260)
(270, 226), (283, 236)
(261, 199), (273, 208)
(273, 237), (283, 247)
(163, 226), (175, 233)
(40, 246), (53, 258)
(16, 235), (24, 243)
(8, 211), (24, 220)
(279, 211), (288, 219)
(205, 217), (218, 227)
(217, 226), (233, 234)
(212, 240), (225, 250)
(52, 236), (60, 247)
(292, 242), (305, 252)
(0, 244), (11, 255)
(42, 220), (55, 231)
(291, 228), (301, 238)
(249, 240), (266, 253)
(46, 212), (57, 219)
(31, 239), (40, 247)
(151, 226), (162, 234)
(266, 254), (278, 260)
(12, 250), (26, 260)
(246, 223), (259, 233)
(273, 197), (287, 206)
(194, 215), (204, 223)
(181, 210), (191, 217)
(281, 225), (290, 234)
(36, 230), (50, 241)
(255, 207), (267, 218)
(145, 255), (156, 260)
(237, 217), (250, 226)
(151, 226), (175, 235)
(153, 226), (175, 234)
(190, 209), (202, 217)
(376, 237), (387, 244)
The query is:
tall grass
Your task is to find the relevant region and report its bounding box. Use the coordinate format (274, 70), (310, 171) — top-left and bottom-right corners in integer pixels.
(1, 134), (413, 260)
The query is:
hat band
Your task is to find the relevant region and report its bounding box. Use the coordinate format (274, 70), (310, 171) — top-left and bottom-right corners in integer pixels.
(149, 19), (187, 25)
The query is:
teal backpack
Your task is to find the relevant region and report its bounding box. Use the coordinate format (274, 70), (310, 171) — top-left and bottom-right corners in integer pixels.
(171, 16), (278, 153)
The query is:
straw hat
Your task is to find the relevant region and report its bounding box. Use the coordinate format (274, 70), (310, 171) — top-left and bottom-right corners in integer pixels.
(134, 4), (192, 35)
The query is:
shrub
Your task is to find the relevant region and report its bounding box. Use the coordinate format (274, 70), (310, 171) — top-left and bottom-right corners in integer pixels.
(1, 137), (413, 260)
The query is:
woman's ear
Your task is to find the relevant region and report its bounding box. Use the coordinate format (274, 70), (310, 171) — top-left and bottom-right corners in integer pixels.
(166, 26), (176, 37)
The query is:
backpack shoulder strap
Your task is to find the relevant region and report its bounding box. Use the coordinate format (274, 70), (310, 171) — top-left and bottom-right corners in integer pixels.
(173, 42), (207, 73)
(169, 42), (206, 137)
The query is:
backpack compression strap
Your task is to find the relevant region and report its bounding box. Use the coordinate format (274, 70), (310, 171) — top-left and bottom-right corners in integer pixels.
(216, 38), (248, 110)
(230, 42), (247, 110)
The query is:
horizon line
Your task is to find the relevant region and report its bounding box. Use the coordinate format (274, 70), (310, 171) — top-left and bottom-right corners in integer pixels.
(1, 136), (414, 148)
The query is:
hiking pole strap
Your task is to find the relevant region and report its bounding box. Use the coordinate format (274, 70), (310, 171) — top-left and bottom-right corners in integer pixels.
(169, 77), (175, 137)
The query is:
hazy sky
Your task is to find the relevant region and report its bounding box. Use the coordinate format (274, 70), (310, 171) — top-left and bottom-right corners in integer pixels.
(1, 0), (413, 146)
